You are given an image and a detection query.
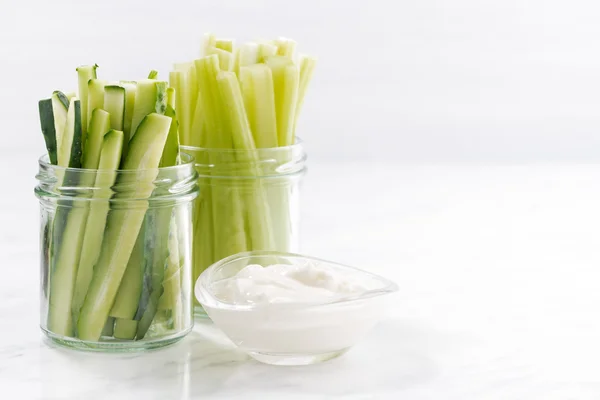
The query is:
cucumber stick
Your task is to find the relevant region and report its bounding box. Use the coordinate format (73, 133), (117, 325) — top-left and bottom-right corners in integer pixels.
(46, 98), (85, 336)
(160, 88), (180, 168)
(77, 114), (172, 341)
(58, 97), (83, 168)
(113, 319), (138, 339)
(130, 80), (167, 137)
(76, 65), (98, 147)
(109, 224), (145, 319)
(87, 79), (106, 129)
(81, 109), (110, 169)
(71, 130), (123, 324)
(104, 86), (126, 131)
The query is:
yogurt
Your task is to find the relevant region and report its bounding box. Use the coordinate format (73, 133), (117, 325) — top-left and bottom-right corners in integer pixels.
(211, 263), (370, 305)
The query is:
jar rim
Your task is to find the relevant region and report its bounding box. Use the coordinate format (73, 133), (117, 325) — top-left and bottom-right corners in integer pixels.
(37, 151), (197, 173)
(180, 137), (304, 154)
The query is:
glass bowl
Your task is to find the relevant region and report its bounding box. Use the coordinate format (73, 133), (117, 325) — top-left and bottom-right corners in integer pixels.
(194, 251), (398, 366)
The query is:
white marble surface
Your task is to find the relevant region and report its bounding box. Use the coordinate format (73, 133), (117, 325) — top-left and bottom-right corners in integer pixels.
(2, 151), (600, 399)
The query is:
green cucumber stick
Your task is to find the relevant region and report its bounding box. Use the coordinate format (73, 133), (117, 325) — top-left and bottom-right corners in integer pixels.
(78, 114), (171, 341)
(239, 64), (278, 148)
(266, 56), (299, 147)
(130, 80), (167, 137)
(136, 207), (170, 339)
(76, 64), (98, 147)
(113, 318), (138, 339)
(109, 222), (145, 319)
(160, 88), (180, 167)
(294, 56), (317, 137)
(104, 86), (126, 131)
(120, 82), (137, 162)
(87, 80), (106, 131)
(71, 129), (123, 325)
(101, 317), (115, 337)
(81, 109), (111, 169)
(157, 216), (183, 330)
(217, 71), (275, 251)
(47, 98), (86, 336)
(169, 71), (190, 146)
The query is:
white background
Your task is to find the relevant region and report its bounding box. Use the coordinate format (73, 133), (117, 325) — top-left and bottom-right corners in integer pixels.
(3, 0), (600, 163)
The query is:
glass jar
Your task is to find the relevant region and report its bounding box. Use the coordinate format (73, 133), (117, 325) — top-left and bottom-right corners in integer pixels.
(182, 140), (307, 316)
(35, 153), (198, 351)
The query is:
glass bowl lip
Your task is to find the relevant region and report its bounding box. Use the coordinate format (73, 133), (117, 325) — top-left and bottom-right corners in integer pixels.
(37, 151), (197, 174)
(195, 250), (399, 312)
(181, 137), (304, 154)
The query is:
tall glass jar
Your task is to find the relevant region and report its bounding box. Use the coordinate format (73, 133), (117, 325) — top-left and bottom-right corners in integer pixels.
(35, 153), (198, 351)
(182, 141), (307, 316)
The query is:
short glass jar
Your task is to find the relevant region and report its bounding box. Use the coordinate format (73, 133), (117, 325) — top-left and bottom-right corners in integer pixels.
(182, 141), (307, 316)
(35, 153), (198, 351)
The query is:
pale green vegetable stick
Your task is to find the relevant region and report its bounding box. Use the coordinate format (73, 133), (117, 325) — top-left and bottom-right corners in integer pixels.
(208, 47), (234, 71)
(294, 56), (317, 137)
(87, 79), (106, 131)
(109, 225), (145, 320)
(258, 42), (277, 62)
(78, 114), (171, 341)
(120, 81), (137, 162)
(130, 80), (167, 137)
(215, 38), (233, 52)
(71, 129), (123, 326)
(275, 37), (297, 58)
(267, 57), (299, 146)
(239, 64), (278, 148)
(76, 64), (97, 146)
(217, 71), (275, 251)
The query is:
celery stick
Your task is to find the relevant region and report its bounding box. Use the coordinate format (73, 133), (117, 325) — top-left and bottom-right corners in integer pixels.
(235, 42), (259, 75)
(267, 57), (299, 146)
(217, 71), (275, 251)
(195, 56), (246, 259)
(202, 33), (217, 56)
(239, 64), (278, 148)
(76, 64), (98, 146)
(78, 114), (171, 341)
(87, 79), (106, 130)
(101, 317), (115, 337)
(174, 62), (197, 141)
(71, 130), (124, 327)
(275, 37), (297, 58)
(109, 224), (145, 319)
(258, 42), (277, 62)
(130, 80), (167, 137)
(113, 319), (138, 339)
(208, 47), (234, 71)
(294, 56), (317, 136)
(215, 38), (233, 52)
(147, 70), (159, 79)
(159, 88), (180, 168)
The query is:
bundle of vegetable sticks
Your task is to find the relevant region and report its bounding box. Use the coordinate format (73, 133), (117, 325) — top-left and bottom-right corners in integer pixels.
(170, 34), (316, 283)
(39, 67), (187, 342)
